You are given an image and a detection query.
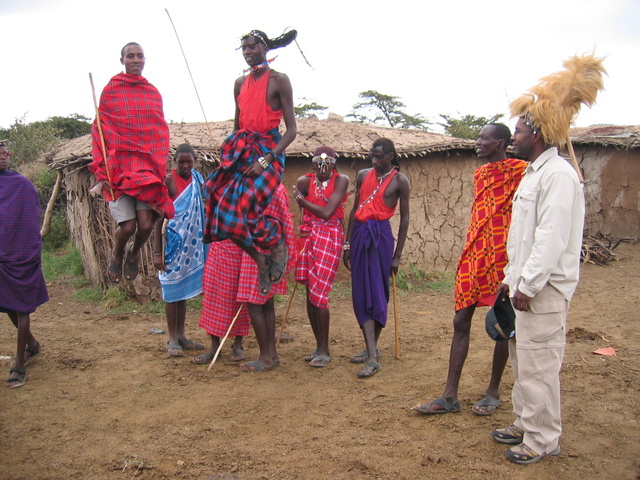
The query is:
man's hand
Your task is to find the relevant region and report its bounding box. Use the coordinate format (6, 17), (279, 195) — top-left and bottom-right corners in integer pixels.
(391, 257), (400, 276)
(497, 283), (510, 299)
(512, 288), (532, 311)
(244, 161), (265, 179)
(343, 250), (351, 271)
(153, 256), (166, 272)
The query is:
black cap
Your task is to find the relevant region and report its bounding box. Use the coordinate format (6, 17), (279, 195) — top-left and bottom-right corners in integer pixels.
(485, 290), (516, 342)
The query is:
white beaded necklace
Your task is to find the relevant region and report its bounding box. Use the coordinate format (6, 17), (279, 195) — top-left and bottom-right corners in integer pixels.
(356, 169), (395, 210)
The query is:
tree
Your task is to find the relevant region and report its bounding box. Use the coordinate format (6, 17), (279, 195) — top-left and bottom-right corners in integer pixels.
(294, 98), (328, 119)
(346, 90), (431, 131)
(33, 114), (92, 139)
(3, 115), (61, 165)
(438, 112), (504, 139)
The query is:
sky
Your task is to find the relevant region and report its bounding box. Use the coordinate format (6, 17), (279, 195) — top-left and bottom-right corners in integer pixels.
(2, 0), (639, 133)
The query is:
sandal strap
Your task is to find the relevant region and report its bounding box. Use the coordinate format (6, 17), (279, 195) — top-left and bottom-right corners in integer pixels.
(10, 367), (26, 375)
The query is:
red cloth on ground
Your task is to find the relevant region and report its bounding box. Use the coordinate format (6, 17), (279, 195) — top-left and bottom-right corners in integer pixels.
(454, 158), (527, 310)
(89, 72), (173, 218)
(171, 169), (192, 198)
(295, 172), (347, 309)
(199, 240), (251, 337)
(354, 169), (398, 222)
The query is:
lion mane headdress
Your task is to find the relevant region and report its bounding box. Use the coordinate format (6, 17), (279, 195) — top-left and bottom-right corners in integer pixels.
(510, 53), (607, 181)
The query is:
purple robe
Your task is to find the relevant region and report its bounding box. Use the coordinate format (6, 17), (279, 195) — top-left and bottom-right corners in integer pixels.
(350, 219), (394, 327)
(0, 170), (49, 313)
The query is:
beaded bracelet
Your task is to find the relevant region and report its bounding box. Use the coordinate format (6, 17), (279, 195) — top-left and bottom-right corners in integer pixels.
(153, 253), (162, 256)
(343, 243), (350, 251)
(295, 194), (304, 202)
(257, 156), (269, 169)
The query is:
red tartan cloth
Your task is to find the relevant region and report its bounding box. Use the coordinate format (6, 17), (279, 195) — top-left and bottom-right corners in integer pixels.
(295, 172), (347, 309)
(199, 240), (251, 337)
(354, 169), (398, 222)
(454, 158), (527, 310)
(89, 73), (173, 218)
(237, 184), (297, 304)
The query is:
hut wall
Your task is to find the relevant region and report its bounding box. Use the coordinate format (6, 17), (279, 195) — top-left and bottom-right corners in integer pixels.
(577, 146), (640, 239)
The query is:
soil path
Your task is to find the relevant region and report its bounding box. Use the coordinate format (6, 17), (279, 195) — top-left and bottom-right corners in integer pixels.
(1, 243), (639, 480)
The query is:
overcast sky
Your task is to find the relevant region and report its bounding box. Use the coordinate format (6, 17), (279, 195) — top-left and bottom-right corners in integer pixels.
(2, 0), (638, 133)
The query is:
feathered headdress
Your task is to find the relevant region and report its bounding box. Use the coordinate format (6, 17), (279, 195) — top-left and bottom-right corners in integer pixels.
(510, 53), (607, 181)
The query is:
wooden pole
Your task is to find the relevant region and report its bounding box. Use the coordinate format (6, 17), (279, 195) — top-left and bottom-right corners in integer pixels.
(89, 73), (115, 198)
(277, 282), (298, 346)
(165, 9), (217, 153)
(392, 272), (401, 359)
(208, 303), (245, 370)
(565, 137), (585, 183)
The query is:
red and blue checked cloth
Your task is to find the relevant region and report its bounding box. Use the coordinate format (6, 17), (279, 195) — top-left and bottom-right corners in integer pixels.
(199, 240), (251, 337)
(237, 184), (297, 304)
(89, 73), (174, 218)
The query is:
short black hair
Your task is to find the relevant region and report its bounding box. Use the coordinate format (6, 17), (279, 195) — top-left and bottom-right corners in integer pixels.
(486, 123), (512, 147)
(372, 137), (400, 171)
(175, 143), (196, 158)
(120, 42), (142, 59)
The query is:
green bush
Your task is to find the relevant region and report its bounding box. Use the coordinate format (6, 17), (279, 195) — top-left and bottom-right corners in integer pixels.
(41, 244), (84, 282)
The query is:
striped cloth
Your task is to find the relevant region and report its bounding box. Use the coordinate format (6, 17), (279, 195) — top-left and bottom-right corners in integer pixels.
(454, 158), (527, 311)
(199, 240), (251, 338)
(89, 73), (173, 218)
(158, 170), (207, 303)
(0, 170), (49, 313)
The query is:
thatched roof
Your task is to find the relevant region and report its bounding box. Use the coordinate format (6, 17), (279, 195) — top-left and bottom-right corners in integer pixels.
(48, 116), (476, 170)
(569, 125), (640, 149)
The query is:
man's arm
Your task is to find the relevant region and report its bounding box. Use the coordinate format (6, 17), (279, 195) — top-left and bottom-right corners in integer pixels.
(295, 175), (349, 220)
(343, 169), (367, 271)
(391, 173), (411, 275)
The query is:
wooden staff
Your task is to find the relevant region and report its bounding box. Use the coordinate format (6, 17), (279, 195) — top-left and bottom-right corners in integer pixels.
(165, 9), (217, 152)
(277, 282), (298, 347)
(565, 137), (585, 183)
(276, 246), (305, 346)
(208, 303), (246, 370)
(392, 272), (401, 359)
(89, 73), (114, 198)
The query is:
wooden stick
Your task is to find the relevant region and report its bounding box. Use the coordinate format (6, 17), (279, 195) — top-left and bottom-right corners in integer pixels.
(208, 303), (245, 370)
(89, 73), (115, 198)
(165, 9), (217, 153)
(40, 170), (63, 238)
(392, 272), (401, 359)
(565, 137), (584, 183)
(277, 281), (298, 346)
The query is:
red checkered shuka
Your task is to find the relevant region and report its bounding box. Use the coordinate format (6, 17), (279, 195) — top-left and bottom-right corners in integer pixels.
(454, 158), (527, 311)
(89, 73), (174, 218)
(199, 240), (251, 337)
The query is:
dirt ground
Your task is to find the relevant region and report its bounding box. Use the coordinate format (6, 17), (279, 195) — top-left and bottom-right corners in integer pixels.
(1, 241), (639, 480)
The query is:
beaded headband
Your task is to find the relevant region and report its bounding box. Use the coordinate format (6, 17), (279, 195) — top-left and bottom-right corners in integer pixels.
(312, 152), (336, 164)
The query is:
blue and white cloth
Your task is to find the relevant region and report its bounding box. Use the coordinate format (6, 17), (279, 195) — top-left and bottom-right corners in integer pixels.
(159, 170), (208, 302)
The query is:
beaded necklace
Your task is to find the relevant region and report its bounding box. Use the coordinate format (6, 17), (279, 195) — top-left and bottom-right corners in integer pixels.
(313, 173), (333, 203)
(243, 56), (278, 74)
(356, 169), (395, 210)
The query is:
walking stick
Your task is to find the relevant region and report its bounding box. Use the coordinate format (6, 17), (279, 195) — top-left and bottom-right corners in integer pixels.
(392, 272), (401, 359)
(208, 303), (245, 370)
(165, 9), (217, 152)
(276, 246), (305, 346)
(277, 282), (298, 346)
(89, 73), (115, 198)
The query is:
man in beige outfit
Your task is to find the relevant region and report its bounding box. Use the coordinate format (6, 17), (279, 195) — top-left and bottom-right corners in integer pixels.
(493, 115), (585, 465)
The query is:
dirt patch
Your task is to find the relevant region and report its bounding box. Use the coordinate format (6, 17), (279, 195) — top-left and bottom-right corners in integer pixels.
(1, 243), (639, 480)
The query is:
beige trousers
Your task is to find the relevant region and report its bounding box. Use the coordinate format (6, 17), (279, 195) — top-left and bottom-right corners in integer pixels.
(509, 283), (568, 455)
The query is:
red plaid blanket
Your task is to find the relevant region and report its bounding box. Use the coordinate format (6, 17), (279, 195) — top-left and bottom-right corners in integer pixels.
(89, 73), (173, 218)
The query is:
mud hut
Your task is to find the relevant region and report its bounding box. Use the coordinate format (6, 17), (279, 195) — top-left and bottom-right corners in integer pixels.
(48, 116), (476, 292)
(48, 118), (639, 294)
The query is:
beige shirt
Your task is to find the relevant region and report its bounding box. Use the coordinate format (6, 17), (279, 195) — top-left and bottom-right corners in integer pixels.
(503, 147), (585, 301)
